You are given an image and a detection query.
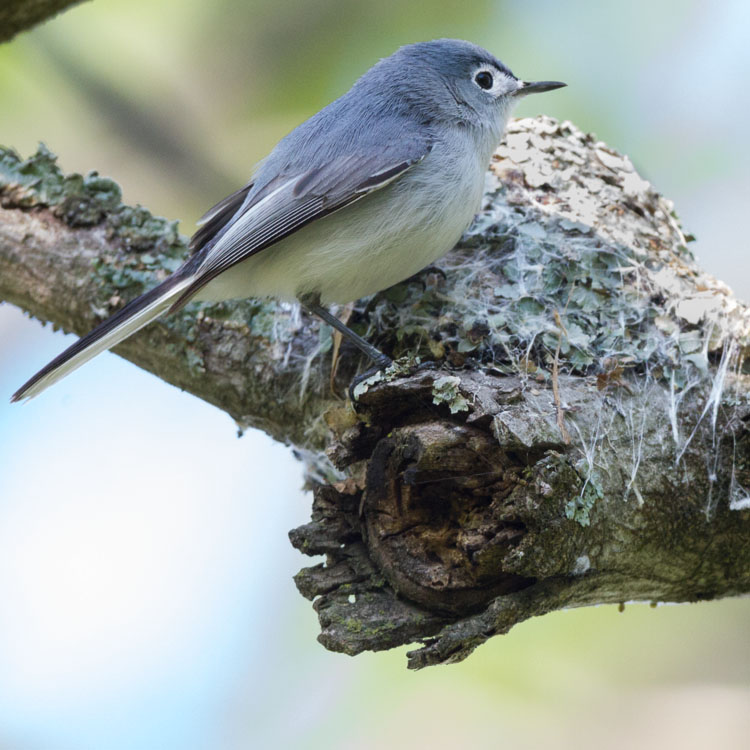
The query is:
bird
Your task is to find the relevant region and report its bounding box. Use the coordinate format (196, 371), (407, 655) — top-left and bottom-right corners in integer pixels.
(11, 39), (565, 402)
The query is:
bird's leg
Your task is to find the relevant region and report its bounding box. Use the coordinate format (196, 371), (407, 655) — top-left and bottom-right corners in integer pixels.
(298, 294), (392, 370)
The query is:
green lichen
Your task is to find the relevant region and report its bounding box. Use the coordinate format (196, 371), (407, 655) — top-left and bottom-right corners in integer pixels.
(351, 369), (386, 400)
(1, 145), (301, 382)
(1, 144), (187, 270)
(0, 143), (121, 225)
(344, 618), (363, 633)
(431, 375), (469, 414)
(340, 118), (750, 525)
(350, 358), (415, 400)
(355, 118), (748, 396)
(105, 205), (183, 256)
(565, 463), (604, 527)
(531, 452), (594, 527)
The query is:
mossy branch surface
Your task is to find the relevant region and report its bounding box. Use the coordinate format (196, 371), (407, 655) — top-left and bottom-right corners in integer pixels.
(2, 118), (750, 667)
(0, 143), (345, 448)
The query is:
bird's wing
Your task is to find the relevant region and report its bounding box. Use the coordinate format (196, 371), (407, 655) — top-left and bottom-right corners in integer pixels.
(188, 181), (254, 254)
(173, 140), (431, 309)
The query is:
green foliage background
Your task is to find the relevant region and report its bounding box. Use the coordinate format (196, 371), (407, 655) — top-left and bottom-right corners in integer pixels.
(1, 1), (749, 748)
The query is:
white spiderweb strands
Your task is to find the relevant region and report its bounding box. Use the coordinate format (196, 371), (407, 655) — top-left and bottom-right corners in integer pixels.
(344, 117), (750, 516)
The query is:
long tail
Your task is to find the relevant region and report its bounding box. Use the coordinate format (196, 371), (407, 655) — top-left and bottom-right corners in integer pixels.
(11, 273), (195, 402)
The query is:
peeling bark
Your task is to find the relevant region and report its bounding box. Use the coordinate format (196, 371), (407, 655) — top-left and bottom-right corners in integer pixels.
(2, 118), (749, 667)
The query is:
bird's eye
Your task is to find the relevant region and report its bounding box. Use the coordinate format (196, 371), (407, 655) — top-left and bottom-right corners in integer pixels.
(474, 71), (494, 90)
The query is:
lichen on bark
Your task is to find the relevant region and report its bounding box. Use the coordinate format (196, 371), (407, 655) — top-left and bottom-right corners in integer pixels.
(290, 117), (750, 667)
(2, 117), (750, 668)
(0, 143), (348, 449)
(292, 363), (750, 668)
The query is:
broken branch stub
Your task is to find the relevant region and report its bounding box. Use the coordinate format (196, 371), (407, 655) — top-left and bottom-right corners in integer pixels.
(290, 117), (750, 668)
(291, 367), (750, 668)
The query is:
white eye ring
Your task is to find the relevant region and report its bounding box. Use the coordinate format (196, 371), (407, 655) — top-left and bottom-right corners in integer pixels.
(471, 65), (510, 96)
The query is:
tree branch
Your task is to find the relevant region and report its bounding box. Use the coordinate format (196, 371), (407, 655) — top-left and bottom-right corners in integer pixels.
(0, 145), (344, 449)
(0, 0), (86, 43)
(2, 118), (749, 667)
(291, 365), (750, 668)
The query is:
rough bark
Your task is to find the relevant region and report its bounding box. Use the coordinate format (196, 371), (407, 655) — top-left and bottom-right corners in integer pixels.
(291, 366), (750, 668)
(2, 118), (749, 668)
(0, 0), (85, 42)
(0, 145), (340, 448)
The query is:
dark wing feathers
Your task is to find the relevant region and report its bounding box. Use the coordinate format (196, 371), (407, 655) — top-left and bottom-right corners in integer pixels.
(188, 181), (254, 253)
(174, 140), (430, 310)
(356, 159), (418, 189)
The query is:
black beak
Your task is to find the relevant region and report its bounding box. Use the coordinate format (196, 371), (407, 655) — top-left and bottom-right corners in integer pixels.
(514, 80), (567, 97)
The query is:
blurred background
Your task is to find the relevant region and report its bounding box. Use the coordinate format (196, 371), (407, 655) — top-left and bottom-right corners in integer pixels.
(1, 0), (749, 748)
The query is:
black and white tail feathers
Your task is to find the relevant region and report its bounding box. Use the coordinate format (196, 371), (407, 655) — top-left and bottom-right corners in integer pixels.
(11, 179), (253, 403)
(11, 272), (194, 402)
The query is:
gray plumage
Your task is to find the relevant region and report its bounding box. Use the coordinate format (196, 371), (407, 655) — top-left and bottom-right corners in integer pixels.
(12, 39), (565, 402)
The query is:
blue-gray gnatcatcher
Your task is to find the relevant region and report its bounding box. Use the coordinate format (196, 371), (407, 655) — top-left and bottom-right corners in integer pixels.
(12, 39), (565, 402)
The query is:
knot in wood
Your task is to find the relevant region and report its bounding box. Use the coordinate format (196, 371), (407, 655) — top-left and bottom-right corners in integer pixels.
(362, 421), (533, 615)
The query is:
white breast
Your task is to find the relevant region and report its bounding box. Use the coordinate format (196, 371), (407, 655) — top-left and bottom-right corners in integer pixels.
(197, 129), (493, 305)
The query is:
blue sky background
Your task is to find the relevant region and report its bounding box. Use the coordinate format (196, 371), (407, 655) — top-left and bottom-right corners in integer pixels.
(1, 1), (749, 748)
